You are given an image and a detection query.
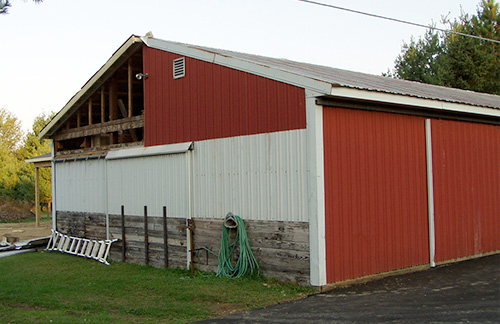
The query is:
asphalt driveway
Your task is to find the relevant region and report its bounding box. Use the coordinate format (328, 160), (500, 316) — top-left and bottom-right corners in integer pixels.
(196, 254), (500, 323)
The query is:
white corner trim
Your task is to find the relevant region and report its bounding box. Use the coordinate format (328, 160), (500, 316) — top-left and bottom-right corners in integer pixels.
(105, 142), (193, 160)
(306, 89), (326, 286)
(330, 87), (500, 118)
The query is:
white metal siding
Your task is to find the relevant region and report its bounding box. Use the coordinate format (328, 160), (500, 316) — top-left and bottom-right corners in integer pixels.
(192, 129), (308, 222)
(106, 153), (189, 217)
(55, 159), (106, 213)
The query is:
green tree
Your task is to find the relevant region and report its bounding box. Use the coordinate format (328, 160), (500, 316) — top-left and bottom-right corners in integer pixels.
(0, 107), (23, 152)
(0, 108), (53, 204)
(387, 0), (500, 95)
(385, 28), (445, 85)
(20, 111), (54, 159)
(18, 112), (55, 204)
(0, 107), (24, 199)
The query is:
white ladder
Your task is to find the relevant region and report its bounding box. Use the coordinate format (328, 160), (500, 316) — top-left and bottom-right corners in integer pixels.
(46, 229), (117, 265)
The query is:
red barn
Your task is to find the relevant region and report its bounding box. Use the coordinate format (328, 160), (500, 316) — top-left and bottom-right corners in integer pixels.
(40, 34), (500, 286)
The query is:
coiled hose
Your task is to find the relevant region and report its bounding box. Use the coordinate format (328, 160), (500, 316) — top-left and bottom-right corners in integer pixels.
(216, 213), (260, 278)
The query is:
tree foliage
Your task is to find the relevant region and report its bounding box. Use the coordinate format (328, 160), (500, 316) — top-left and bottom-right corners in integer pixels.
(386, 0), (500, 95)
(0, 107), (54, 205)
(0, 0), (43, 15)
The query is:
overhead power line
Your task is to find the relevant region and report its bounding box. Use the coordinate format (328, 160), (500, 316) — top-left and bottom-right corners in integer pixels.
(298, 0), (500, 45)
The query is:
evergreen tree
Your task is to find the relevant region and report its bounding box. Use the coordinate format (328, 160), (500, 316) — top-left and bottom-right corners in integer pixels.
(387, 0), (500, 95)
(0, 0), (43, 15)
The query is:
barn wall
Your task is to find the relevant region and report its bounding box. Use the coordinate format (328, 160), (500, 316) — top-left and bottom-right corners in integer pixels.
(106, 153), (189, 217)
(54, 159), (106, 213)
(192, 129), (308, 222)
(143, 47), (306, 146)
(323, 108), (429, 283)
(431, 119), (500, 262)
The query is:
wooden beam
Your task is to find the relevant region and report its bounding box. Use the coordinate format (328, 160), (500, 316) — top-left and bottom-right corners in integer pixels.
(53, 115), (144, 141)
(82, 137), (91, 148)
(35, 166), (40, 227)
(88, 98), (93, 125)
(118, 100), (138, 142)
(34, 161), (52, 168)
(54, 142), (142, 158)
(101, 87), (106, 123)
(128, 58), (133, 118)
(109, 78), (118, 121)
(77, 110), (81, 128)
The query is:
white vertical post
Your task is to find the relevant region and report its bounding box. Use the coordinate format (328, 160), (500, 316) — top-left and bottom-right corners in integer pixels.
(186, 148), (194, 269)
(306, 89), (326, 286)
(50, 141), (57, 231)
(425, 119), (436, 267)
(104, 157), (110, 240)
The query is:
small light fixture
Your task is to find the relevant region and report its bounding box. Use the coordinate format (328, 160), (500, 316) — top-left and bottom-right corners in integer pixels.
(135, 73), (149, 80)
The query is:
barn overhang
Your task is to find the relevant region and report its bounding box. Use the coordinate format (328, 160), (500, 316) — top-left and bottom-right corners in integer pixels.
(319, 87), (500, 125)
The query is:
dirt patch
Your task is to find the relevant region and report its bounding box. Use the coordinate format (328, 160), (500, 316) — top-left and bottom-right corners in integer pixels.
(0, 220), (52, 242)
(0, 199), (34, 222)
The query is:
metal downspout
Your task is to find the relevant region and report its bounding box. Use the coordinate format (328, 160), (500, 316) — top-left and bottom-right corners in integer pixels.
(425, 119), (436, 267)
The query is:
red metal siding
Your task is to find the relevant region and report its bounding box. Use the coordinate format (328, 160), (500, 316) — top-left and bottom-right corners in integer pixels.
(323, 108), (429, 283)
(432, 119), (500, 262)
(142, 47), (306, 146)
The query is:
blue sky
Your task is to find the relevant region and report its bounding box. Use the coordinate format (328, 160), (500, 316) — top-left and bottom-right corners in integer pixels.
(0, 0), (480, 131)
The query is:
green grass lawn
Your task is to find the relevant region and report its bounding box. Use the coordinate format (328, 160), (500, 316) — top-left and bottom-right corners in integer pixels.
(0, 252), (313, 323)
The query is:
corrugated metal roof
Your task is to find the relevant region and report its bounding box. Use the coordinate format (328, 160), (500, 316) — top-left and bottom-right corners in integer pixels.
(182, 42), (500, 110)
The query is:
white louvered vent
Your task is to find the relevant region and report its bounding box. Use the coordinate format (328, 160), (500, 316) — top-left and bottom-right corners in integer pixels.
(173, 57), (185, 79)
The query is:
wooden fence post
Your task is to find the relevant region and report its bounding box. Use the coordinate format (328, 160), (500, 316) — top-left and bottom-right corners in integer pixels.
(144, 206), (149, 266)
(163, 206), (168, 268)
(121, 205), (126, 262)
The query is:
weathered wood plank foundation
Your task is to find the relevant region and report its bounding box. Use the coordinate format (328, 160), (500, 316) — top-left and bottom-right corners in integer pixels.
(192, 218), (310, 285)
(56, 212), (310, 284)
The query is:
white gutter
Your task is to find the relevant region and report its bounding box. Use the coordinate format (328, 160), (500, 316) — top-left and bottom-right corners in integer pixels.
(330, 87), (500, 118)
(105, 142), (193, 160)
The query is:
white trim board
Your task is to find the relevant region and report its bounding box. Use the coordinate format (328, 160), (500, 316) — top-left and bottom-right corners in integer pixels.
(105, 142), (193, 160)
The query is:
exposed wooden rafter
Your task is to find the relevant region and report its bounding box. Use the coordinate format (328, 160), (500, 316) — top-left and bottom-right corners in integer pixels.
(54, 115), (144, 142)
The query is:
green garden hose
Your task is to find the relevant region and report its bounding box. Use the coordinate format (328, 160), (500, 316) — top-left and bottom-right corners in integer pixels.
(216, 213), (260, 278)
